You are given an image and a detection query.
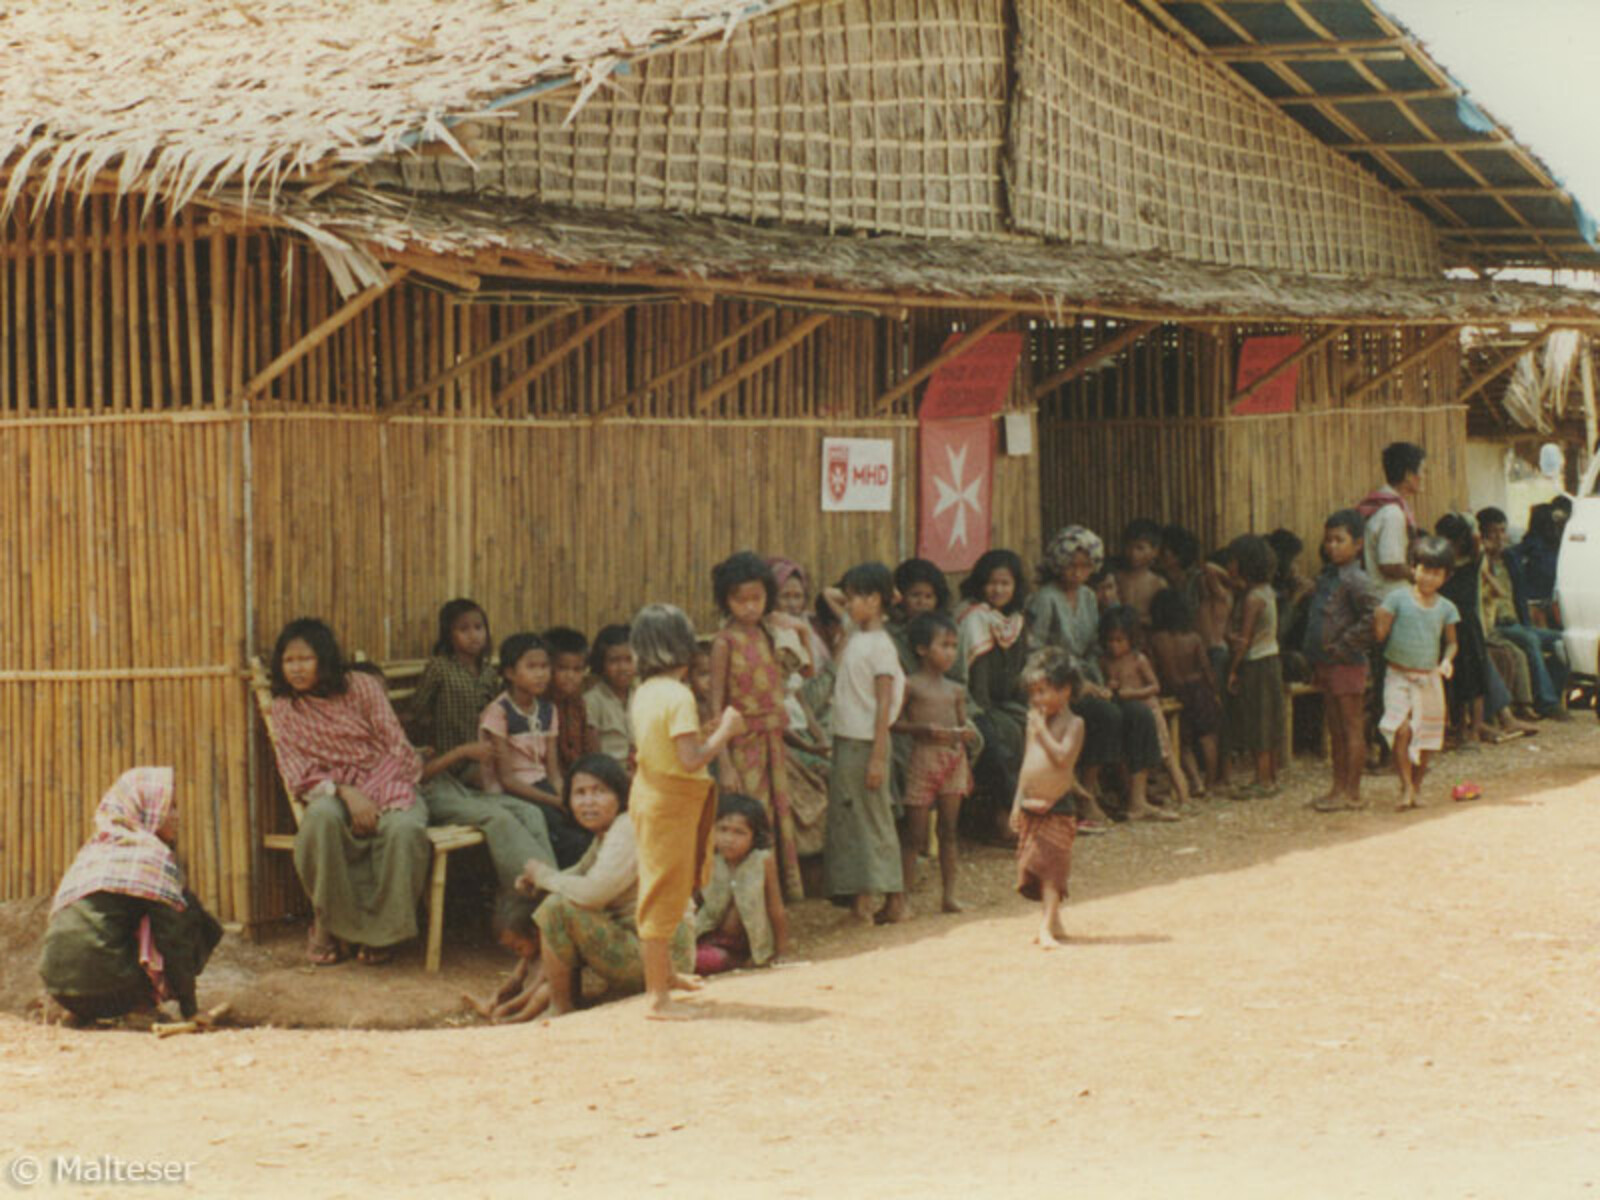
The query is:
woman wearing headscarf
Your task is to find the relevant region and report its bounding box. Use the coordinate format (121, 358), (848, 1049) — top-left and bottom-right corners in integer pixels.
(1026, 525), (1164, 830)
(39, 767), (222, 1021)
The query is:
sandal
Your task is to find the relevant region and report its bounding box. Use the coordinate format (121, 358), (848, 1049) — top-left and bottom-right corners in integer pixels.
(1075, 818), (1111, 835)
(356, 945), (395, 966)
(306, 927), (344, 966)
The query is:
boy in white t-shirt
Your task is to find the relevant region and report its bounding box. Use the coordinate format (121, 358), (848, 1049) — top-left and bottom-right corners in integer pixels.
(821, 562), (908, 926)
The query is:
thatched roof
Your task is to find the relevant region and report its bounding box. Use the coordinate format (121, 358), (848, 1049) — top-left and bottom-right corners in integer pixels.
(0, 0), (789, 213)
(274, 187), (1600, 325)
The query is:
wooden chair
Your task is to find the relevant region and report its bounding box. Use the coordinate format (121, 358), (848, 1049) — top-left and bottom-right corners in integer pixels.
(250, 656), (485, 973)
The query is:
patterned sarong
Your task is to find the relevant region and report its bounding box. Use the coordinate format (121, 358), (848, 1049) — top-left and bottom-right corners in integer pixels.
(1016, 809), (1076, 902)
(1379, 665), (1446, 764)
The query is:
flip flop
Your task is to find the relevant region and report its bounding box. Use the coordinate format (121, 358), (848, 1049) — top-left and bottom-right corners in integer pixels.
(356, 945), (394, 966)
(306, 928), (344, 966)
(1131, 807), (1180, 822)
(1075, 819), (1111, 835)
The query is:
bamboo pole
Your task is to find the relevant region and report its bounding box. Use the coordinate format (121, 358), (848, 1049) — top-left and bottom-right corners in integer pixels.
(490, 306), (629, 413)
(232, 266), (407, 403)
(693, 312), (832, 414)
(1228, 324), (1346, 407)
(387, 303), (575, 417)
(873, 309), (1019, 411)
(1457, 326), (1565, 407)
(596, 306), (775, 419)
(1343, 325), (1461, 405)
(1030, 321), (1160, 400)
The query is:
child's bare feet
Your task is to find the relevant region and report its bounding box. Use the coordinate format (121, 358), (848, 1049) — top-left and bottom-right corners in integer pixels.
(849, 895), (877, 925)
(1127, 803), (1179, 822)
(646, 996), (703, 1021)
(941, 894), (968, 914)
(877, 895), (911, 924)
(1035, 924), (1067, 950)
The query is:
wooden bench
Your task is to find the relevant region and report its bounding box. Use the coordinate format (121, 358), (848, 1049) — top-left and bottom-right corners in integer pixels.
(250, 655), (485, 973)
(1156, 685), (1325, 766)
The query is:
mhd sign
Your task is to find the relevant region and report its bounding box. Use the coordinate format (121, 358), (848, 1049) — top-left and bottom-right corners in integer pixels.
(820, 437), (894, 512)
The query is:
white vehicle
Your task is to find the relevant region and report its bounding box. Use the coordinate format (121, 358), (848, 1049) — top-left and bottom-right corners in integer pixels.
(1556, 457), (1600, 682)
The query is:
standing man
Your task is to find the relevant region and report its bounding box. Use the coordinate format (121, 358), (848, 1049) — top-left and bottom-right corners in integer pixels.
(1359, 442), (1424, 595)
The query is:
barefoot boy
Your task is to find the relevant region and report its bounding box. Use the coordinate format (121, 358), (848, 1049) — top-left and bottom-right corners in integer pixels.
(892, 612), (974, 915)
(1305, 510), (1379, 813)
(1373, 535), (1459, 810)
(1011, 648), (1085, 950)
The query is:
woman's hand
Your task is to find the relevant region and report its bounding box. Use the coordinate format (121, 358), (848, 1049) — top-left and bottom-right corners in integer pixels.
(515, 859), (552, 897)
(865, 752), (887, 790)
(339, 785), (380, 837)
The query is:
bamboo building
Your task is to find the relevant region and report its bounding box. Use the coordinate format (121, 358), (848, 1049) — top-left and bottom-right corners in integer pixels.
(2, 0), (1598, 926)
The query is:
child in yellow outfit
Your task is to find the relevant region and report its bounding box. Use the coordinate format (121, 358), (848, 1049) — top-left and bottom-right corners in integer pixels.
(627, 603), (744, 1020)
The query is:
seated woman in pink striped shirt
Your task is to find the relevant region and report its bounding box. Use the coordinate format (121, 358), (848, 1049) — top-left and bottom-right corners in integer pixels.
(269, 618), (431, 966)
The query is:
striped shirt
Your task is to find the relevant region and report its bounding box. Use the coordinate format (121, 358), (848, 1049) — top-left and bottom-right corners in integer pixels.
(271, 672), (422, 812)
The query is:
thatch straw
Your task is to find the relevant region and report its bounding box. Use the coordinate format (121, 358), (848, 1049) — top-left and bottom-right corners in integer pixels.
(271, 188), (1600, 325)
(0, 0), (794, 216)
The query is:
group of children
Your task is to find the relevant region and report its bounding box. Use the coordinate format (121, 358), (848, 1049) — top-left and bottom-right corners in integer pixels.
(395, 488), (1569, 981)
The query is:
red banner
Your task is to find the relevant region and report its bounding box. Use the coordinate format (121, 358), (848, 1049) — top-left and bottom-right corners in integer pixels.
(917, 417), (994, 571)
(920, 332), (1024, 419)
(1232, 334), (1303, 415)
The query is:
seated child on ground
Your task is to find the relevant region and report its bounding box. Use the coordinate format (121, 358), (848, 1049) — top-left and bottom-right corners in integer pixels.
(1373, 535), (1459, 811)
(694, 794), (790, 975)
(1011, 647), (1086, 950)
(481, 632), (592, 866)
(462, 893), (546, 1025)
(544, 626), (599, 780)
(1101, 605), (1189, 811)
(1148, 588), (1221, 795)
(891, 612), (975, 915)
(585, 624), (637, 767)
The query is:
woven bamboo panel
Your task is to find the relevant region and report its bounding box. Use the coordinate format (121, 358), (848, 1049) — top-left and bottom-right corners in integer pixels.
(1009, 0), (1441, 278)
(367, 0), (1008, 239)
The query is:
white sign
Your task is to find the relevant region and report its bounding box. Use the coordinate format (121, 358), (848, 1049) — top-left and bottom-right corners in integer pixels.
(821, 437), (894, 512)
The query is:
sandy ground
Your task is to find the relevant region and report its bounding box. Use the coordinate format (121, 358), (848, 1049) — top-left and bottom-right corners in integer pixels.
(2, 721), (1598, 1198)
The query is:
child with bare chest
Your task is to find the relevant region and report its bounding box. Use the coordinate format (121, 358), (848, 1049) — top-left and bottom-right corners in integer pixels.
(1011, 648), (1085, 949)
(891, 612), (974, 915)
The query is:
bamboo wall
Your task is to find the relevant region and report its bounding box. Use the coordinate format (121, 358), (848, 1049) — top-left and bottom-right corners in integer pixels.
(0, 204), (1040, 923)
(365, 0), (1010, 239)
(1038, 322), (1468, 580)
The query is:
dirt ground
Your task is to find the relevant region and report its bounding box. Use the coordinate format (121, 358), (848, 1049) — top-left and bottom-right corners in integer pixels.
(2, 720), (1597, 1197)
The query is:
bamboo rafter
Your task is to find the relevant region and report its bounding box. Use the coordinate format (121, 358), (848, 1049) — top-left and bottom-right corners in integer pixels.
(1031, 322), (1160, 400)
(596, 307), (776, 419)
(873, 309), (1020, 411)
(1343, 326), (1462, 405)
(1457, 327), (1566, 407)
(1229, 325), (1347, 407)
(489, 306), (629, 412)
(693, 312), (832, 414)
(232, 266), (407, 404)
(387, 303), (577, 417)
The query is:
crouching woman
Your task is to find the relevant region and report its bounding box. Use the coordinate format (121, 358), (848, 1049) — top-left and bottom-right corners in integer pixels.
(514, 753), (696, 1018)
(40, 767), (222, 1021)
